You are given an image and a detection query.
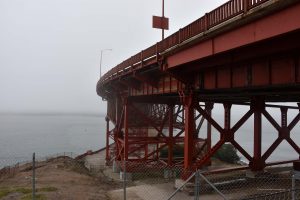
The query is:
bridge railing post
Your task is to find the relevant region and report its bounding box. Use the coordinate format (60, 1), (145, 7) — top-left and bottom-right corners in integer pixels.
(178, 29), (182, 44)
(140, 50), (143, 67)
(205, 13), (209, 31)
(243, 0), (249, 13)
(155, 42), (159, 58)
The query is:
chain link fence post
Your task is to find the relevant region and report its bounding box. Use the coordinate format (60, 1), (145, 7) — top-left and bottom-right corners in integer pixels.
(198, 173), (228, 200)
(32, 152), (36, 200)
(123, 159), (126, 200)
(194, 170), (200, 200)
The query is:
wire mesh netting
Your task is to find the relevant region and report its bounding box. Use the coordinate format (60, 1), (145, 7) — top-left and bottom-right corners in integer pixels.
(115, 160), (300, 200)
(1, 153), (299, 200)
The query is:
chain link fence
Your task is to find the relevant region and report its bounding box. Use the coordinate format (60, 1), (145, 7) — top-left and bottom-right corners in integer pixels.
(111, 160), (300, 200)
(0, 152), (102, 200)
(0, 152), (77, 181)
(1, 152), (299, 200)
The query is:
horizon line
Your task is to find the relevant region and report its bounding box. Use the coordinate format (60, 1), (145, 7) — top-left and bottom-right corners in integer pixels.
(0, 111), (106, 117)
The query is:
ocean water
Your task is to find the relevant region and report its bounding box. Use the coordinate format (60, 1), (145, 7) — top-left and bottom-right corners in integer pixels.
(0, 110), (299, 167)
(0, 114), (106, 166)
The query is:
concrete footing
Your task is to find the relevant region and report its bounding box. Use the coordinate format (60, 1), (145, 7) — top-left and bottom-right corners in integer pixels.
(112, 161), (120, 173)
(174, 179), (195, 195)
(164, 169), (177, 179)
(120, 171), (133, 181)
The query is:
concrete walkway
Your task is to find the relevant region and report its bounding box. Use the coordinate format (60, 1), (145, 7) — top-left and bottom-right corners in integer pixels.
(83, 149), (121, 180)
(83, 150), (225, 200)
(108, 182), (224, 200)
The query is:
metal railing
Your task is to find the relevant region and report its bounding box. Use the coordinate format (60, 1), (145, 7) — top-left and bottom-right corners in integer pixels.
(98, 0), (275, 87)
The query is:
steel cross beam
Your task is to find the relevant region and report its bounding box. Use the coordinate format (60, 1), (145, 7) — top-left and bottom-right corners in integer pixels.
(261, 104), (300, 162)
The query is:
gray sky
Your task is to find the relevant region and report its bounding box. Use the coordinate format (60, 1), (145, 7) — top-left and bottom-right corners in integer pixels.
(0, 0), (227, 114)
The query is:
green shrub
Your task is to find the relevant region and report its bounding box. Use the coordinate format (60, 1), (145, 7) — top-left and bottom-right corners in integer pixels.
(160, 143), (240, 164)
(15, 188), (32, 194)
(0, 186), (57, 199)
(21, 194), (46, 200)
(213, 143), (240, 164)
(38, 187), (58, 192)
(0, 188), (11, 198)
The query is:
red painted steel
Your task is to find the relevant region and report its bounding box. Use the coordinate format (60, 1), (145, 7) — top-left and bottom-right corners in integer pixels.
(97, 0), (279, 86)
(105, 117), (110, 162)
(152, 16), (169, 30)
(167, 2), (300, 69)
(99, 0), (300, 174)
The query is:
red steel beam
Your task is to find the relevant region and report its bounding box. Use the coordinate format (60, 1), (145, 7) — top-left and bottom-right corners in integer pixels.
(182, 92), (196, 169)
(252, 97), (265, 170)
(168, 104), (174, 166)
(105, 116), (110, 162)
(124, 99), (129, 160)
(98, 0), (297, 86)
(166, 2), (300, 68)
(205, 103), (214, 157)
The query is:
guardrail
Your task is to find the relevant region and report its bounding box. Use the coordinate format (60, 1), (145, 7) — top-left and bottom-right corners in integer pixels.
(98, 0), (272, 86)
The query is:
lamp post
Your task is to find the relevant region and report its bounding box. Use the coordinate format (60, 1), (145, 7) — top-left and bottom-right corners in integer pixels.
(162, 0), (165, 40)
(100, 49), (112, 78)
(152, 0), (168, 40)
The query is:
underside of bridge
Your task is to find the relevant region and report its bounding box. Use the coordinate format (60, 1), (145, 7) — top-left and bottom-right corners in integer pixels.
(97, 0), (300, 172)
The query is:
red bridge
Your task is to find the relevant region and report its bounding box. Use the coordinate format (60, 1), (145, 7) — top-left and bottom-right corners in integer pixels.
(97, 0), (300, 171)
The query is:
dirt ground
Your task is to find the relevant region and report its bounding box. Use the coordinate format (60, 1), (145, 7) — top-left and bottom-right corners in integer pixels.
(0, 157), (122, 200)
(1, 154), (294, 200)
(0, 156), (237, 200)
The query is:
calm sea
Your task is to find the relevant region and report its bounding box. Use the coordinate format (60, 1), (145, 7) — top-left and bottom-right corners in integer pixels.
(0, 112), (299, 167)
(0, 114), (106, 167)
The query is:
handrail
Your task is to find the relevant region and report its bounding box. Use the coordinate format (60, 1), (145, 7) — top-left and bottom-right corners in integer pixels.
(98, 0), (272, 86)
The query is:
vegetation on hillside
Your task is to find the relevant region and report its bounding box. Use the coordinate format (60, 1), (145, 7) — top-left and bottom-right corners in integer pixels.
(160, 143), (240, 164)
(213, 143), (240, 164)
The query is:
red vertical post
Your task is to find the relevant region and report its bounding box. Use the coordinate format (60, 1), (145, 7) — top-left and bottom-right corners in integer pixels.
(223, 103), (232, 135)
(156, 143), (159, 160)
(114, 98), (119, 159)
(105, 116), (110, 163)
(251, 97), (265, 171)
(183, 92), (196, 169)
(243, 0), (249, 13)
(205, 102), (214, 165)
(168, 104), (174, 166)
(116, 97), (121, 125)
(253, 106), (262, 167)
(124, 99), (129, 161)
(205, 13), (209, 30)
(281, 107), (288, 128)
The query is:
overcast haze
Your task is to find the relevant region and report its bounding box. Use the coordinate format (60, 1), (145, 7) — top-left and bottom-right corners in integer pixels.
(0, 0), (227, 114)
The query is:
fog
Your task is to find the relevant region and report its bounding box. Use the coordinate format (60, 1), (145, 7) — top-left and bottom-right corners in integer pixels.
(0, 0), (228, 114)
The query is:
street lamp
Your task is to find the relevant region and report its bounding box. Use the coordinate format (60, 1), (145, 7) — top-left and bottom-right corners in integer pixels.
(100, 49), (112, 78)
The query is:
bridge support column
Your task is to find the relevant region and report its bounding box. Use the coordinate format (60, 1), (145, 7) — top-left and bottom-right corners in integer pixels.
(105, 116), (110, 163)
(124, 98), (129, 161)
(205, 102), (214, 165)
(182, 92), (196, 169)
(168, 104), (174, 166)
(223, 103), (232, 140)
(115, 97), (122, 160)
(250, 97), (265, 171)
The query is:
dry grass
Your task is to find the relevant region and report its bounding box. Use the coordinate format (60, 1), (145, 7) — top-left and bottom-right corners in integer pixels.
(0, 157), (121, 200)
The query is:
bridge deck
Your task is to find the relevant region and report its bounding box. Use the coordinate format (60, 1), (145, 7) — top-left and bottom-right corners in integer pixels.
(97, 0), (300, 101)
(98, 0), (300, 172)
